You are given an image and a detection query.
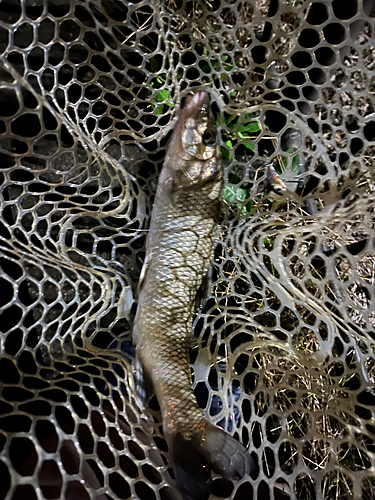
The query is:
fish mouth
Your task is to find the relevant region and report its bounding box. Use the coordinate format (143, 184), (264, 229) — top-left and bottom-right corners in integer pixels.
(192, 89), (209, 106)
(185, 89), (209, 113)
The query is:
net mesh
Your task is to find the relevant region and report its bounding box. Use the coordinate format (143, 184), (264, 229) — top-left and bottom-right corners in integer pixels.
(1, 0), (375, 499)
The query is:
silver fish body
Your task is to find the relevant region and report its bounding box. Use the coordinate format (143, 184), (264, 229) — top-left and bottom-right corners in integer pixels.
(133, 91), (252, 499)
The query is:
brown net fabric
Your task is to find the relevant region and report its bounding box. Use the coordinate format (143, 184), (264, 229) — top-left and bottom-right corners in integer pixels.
(0, 1), (375, 499)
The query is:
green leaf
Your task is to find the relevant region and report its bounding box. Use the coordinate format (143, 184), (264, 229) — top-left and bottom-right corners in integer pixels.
(236, 130), (255, 152)
(245, 200), (254, 213)
(243, 141), (254, 151)
(199, 58), (213, 73)
(227, 114), (238, 126)
(237, 131), (248, 138)
(221, 146), (231, 160)
(225, 140), (232, 148)
(237, 204), (247, 215)
(223, 186), (249, 203)
(279, 157), (287, 171)
(240, 121), (260, 133)
(291, 154), (300, 173)
(153, 88), (173, 114)
(155, 89), (170, 102)
(223, 186), (235, 202)
(235, 187), (248, 202)
(224, 186), (253, 215)
(221, 54), (233, 71)
(151, 74), (167, 89)
(228, 170), (241, 184)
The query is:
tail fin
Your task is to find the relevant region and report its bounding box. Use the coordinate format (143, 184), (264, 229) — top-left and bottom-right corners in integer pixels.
(169, 422), (255, 500)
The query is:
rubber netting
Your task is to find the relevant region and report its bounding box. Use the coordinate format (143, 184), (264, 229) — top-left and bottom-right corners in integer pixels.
(0, 0), (375, 499)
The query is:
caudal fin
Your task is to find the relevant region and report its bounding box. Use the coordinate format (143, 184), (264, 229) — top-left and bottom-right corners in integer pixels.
(169, 422), (255, 500)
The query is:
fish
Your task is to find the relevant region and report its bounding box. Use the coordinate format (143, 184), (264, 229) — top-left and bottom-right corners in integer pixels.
(132, 90), (253, 499)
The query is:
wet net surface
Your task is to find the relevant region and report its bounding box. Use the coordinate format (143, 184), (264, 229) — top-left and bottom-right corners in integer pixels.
(1, 0), (375, 499)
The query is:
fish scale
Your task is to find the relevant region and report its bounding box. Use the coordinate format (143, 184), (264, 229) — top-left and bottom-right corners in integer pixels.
(136, 180), (221, 432)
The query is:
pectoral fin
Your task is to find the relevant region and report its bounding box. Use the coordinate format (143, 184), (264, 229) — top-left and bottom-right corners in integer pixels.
(162, 176), (179, 207)
(138, 247), (151, 294)
(132, 355), (154, 409)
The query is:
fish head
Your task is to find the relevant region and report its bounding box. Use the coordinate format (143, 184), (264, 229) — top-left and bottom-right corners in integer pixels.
(179, 90), (218, 162)
(163, 90), (221, 190)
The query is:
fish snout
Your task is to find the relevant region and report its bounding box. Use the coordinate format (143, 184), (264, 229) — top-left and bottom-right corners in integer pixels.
(185, 89), (210, 114)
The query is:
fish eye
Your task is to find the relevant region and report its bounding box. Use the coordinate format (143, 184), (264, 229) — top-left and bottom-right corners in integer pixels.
(203, 130), (215, 145)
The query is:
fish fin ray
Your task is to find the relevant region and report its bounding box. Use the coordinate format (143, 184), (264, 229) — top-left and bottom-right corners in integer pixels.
(194, 264), (213, 311)
(169, 422), (256, 500)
